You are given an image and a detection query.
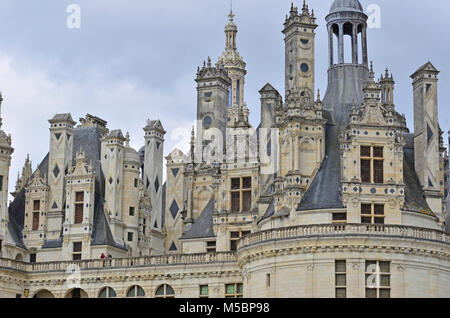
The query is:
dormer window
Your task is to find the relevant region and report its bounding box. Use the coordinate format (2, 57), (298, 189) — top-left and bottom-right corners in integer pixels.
(32, 200), (40, 231)
(74, 192), (84, 224)
(361, 146), (384, 184)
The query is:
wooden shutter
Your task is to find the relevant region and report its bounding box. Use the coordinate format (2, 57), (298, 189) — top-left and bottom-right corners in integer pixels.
(75, 204), (83, 224)
(32, 212), (40, 230)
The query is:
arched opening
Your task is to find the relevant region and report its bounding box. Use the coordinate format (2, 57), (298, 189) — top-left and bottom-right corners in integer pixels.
(15, 254), (23, 262)
(65, 288), (89, 298)
(357, 24), (364, 64)
(155, 284), (175, 298)
(331, 24), (339, 66)
(33, 289), (55, 298)
(343, 23), (353, 63)
(127, 285), (146, 298)
(98, 286), (117, 298)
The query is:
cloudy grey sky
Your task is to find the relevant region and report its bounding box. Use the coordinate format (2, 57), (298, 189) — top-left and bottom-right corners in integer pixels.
(0, 0), (448, 195)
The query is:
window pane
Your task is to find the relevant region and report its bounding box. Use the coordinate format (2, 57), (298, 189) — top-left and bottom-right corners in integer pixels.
(231, 178), (240, 190)
(374, 160), (384, 184)
(336, 274), (346, 286)
(336, 288), (346, 299)
(137, 286), (145, 297)
(365, 261), (377, 273)
(373, 147), (383, 158)
(242, 191), (251, 211)
(361, 204), (372, 214)
(32, 212), (40, 230)
(361, 146), (371, 157)
(380, 289), (390, 298)
(380, 275), (390, 287)
(76, 192), (84, 202)
(374, 205), (384, 215)
(379, 262), (390, 273)
(226, 284), (236, 295)
(200, 285), (209, 296)
(237, 284), (243, 294)
(99, 288), (107, 298)
(366, 288), (377, 298)
(166, 285), (175, 295)
(242, 177), (252, 189)
(33, 200), (40, 211)
(127, 288), (136, 297)
(335, 260), (346, 273)
(242, 231), (251, 236)
(231, 192), (240, 213)
(109, 288), (117, 298)
(73, 242), (82, 252)
(361, 159), (371, 183)
(361, 217), (372, 224)
(75, 204), (83, 224)
(374, 217), (385, 224)
(230, 240), (237, 252)
(155, 286), (165, 296)
(72, 254), (81, 261)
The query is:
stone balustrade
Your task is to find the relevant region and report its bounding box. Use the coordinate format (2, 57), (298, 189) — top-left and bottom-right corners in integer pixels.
(237, 224), (450, 250)
(0, 252), (236, 273)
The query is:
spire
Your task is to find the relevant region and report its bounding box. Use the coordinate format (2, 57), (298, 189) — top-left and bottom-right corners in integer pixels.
(369, 61), (375, 80)
(125, 132), (130, 147)
(225, 5), (238, 51)
(0, 92), (3, 129)
(190, 126), (195, 163)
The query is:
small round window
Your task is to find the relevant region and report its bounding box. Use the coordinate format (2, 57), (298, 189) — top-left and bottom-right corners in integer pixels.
(301, 63), (309, 73)
(203, 116), (212, 129)
(301, 39), (309, 45)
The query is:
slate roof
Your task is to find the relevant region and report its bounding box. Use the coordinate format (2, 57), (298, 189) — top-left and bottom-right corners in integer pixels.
(9, 125), (126, 251)
(180, 198), (215, 240)
(258, 199), (275, 224)
(402, 134), (435, 216)
(297, 124), (344, 211)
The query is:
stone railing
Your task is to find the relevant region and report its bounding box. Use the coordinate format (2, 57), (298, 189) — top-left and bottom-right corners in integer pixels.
(0, 252), (237, 273)
(237, 224), (450, 250)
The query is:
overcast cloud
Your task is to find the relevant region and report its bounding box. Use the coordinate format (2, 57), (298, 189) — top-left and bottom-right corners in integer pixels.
(0, 0), (449, 195)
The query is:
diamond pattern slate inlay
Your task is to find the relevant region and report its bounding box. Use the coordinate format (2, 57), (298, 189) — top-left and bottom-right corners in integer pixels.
(154, 177), (160, 193)
(172, 168), (180, 178)
(170, 200), (179, 219)
(53, 165), (60, 178)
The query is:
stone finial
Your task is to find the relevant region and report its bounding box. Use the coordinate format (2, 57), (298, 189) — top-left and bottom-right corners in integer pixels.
(125, 132), (130, 147)
(207, 56), (212, 68)
(316, 89), (321, 102)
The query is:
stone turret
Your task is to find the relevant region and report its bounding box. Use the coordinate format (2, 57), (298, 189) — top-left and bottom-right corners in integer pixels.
(11, 154), (32, 198)
(143, 119), (166, 254)
(196, 58), (231, 161)
(101, 129), (126, 244)
(411, 62), (444, 225)
(283, 1), (318, 98)
(47, 113), (75, 240)
(0, 93), (14, 249)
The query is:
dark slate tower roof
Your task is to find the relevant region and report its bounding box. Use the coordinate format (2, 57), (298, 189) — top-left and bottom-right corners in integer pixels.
(330, 0), (364, 13)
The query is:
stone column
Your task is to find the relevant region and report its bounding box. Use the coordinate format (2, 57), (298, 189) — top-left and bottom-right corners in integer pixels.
(362, 26), (368, 65)
(352, 24), (358, 64)
(338, 24), (344, 64)
(329, 25), (334, 66)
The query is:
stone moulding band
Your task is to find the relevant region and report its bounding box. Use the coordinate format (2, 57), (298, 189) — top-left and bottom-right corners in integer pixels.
(236, 224), (450, 251)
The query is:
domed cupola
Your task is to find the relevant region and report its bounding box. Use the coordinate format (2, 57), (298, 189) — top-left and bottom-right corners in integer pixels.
(329, 0), (364, 14)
